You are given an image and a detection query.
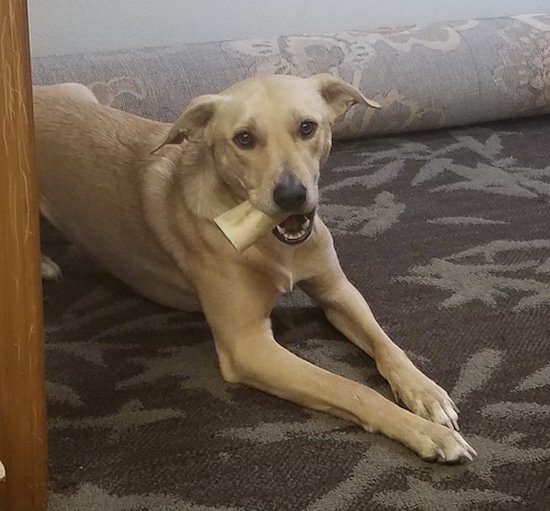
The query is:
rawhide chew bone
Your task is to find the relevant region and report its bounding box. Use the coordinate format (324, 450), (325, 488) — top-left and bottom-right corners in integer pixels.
(214, 200), (287, 252)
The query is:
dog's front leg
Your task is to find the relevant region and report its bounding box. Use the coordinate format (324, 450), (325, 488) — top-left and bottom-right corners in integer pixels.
(296, 222), (476, 460)
(196, 265), (474, 462)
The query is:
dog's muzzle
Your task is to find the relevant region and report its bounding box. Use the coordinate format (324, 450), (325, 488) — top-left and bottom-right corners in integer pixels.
(273, 209), (315, 245)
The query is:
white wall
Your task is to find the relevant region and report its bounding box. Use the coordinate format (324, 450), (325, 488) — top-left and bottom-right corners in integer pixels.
(29, 0), (549, 57)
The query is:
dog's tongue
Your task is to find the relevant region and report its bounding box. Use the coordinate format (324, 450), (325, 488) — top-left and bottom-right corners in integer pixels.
(279, 215), (305, 234)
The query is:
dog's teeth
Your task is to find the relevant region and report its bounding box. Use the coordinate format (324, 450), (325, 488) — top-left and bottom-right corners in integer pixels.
(288, 231), (305, 240)
(275, 220), (312, 243)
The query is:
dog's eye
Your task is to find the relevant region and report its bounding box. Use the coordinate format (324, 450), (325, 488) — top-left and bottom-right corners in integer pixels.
(233, 130), (256, 149)
(299, 121), (317, 139)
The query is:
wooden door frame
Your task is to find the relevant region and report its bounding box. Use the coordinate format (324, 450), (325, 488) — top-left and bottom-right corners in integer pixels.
(0, 0), (49, 509)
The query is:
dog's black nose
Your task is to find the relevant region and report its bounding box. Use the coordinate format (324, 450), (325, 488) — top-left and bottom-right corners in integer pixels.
(273, 174), (307, 211)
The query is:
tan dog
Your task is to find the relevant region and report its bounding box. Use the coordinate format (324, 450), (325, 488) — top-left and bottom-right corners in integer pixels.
(35, 74), (476, 462)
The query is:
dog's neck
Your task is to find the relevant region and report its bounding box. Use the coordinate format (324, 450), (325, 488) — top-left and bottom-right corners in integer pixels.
(175, 143), (241, 220)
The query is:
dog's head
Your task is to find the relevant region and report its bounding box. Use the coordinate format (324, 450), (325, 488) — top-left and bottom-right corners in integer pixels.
(154, 74), (379, 245)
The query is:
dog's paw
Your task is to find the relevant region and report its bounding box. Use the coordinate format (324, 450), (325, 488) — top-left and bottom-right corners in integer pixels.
(407, 421), (477, 463)
(41, 254), (62, 281)
(388, 366), (459, 431)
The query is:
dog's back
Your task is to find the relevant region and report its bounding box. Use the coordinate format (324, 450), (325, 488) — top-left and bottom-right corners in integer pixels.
(35, 83), (148, 247)
(34, 84), (196, 308)
(35, 83), (98, 104)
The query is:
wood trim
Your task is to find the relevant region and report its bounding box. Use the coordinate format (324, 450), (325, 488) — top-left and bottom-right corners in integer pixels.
(0, 0), (48, 509)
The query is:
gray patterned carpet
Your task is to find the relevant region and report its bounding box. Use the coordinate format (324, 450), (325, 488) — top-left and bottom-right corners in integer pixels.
(43, 116), (550, 511)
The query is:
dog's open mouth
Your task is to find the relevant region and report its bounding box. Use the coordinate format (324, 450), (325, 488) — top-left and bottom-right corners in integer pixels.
(273, 210), (316, 245)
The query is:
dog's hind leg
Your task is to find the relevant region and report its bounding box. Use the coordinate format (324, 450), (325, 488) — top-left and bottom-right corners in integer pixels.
(41, 254), (62, 281)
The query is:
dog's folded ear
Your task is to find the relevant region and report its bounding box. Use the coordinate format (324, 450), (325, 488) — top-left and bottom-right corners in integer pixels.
(309, 73), (381, 120)
(151, 94), (222, 153)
